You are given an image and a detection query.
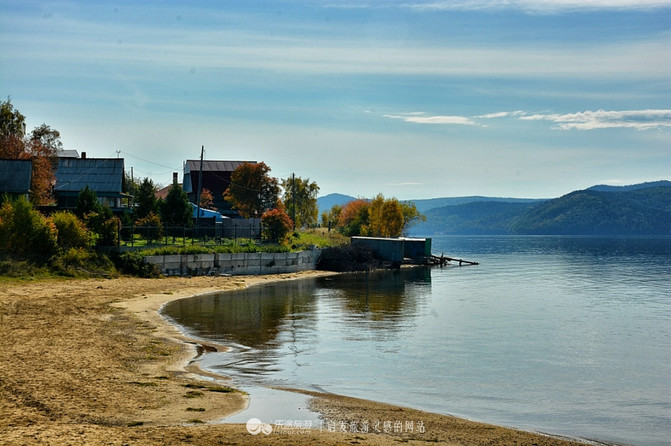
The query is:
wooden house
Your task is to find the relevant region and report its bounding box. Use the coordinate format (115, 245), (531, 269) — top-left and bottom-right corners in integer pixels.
(53, 155), (130, 212)
(183, 159), (256, 217)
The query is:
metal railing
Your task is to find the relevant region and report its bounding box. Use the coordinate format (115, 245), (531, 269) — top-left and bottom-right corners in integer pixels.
(119, 219), (261, 247)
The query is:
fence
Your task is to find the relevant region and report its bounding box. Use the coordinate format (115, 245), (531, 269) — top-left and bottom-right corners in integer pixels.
(120, 218), (261, 247)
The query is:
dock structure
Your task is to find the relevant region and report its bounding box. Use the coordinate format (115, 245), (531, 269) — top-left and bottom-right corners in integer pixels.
(429, 254), (479, 266)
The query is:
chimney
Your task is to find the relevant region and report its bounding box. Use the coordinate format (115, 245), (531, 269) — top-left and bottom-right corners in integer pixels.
(173, 172), (178, 185)
(81, 152), (87, 159)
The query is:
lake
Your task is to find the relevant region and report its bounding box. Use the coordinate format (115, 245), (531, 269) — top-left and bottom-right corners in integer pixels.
(162, 236), (671, 445)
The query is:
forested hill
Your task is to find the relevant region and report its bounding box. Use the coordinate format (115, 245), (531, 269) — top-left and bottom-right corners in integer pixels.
(509, 185), (671, 235)
(409, 182), (671, 236)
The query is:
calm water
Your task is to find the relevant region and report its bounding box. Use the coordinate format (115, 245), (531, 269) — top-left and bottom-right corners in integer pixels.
(162, 236), (671, 445)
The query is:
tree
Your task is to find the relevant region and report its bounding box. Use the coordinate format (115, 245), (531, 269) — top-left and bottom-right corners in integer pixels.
(224, 162), (279, 218)
(27, 124), (61, 205)
(261, 207), (293, 243)
(321, 204), (342, 232)
(76, 185), (102, 218)
(134, 177), (159, 221)
(400, 201), (425, 235)
(368, 194), (404, 237)
(282, 175), (319, 229)
(338, 199), (370, 236)
(1, 100), (62, 205)
(123, 171), (141, 198)
(0, 98), (26, 157)
(160, 183), (192, 228)
(199, 188), (215, 209)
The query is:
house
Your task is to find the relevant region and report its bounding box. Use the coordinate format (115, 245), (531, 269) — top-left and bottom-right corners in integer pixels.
(183, 159), (256, 217)
(53, 154), (130, 212)
(0, 159), (32, 201)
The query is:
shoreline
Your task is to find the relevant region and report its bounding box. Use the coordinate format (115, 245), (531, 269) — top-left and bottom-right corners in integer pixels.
(0, 272), (593, 445)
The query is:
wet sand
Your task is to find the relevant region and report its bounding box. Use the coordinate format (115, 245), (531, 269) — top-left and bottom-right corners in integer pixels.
(1, 272), (588, 445)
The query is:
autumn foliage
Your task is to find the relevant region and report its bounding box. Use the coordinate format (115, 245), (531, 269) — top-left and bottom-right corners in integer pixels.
(333, 194), (424, 238)
(1, 100), (61, 205)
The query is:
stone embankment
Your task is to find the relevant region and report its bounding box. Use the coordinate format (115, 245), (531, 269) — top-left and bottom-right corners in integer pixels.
(144, 248), (322, 276)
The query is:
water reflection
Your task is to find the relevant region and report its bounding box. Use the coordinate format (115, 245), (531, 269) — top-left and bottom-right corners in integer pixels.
(162, 267), (433, 379)
(164, 279), (320, 349)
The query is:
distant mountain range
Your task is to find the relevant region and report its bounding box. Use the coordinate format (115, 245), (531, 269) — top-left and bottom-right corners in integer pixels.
(317, 180), (671, 236)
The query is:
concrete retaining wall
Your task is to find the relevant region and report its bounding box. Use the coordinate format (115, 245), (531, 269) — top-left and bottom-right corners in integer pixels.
(144, 249), (322, 276)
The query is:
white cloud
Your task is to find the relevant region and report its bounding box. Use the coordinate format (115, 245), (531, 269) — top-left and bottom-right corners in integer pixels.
(386, 109), (671, 130)
(476, 111), (525, 119)
(519, 109), (671, 130)
(384, 113), (478, 126)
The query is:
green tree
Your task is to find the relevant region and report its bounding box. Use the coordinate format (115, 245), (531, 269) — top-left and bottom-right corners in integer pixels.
(76, 185), (103, 218)
(134, 177), (158, 221)
(321, 204), (342, 232)
(282, 176), (319, 229)
(160, 183), (192, 228)
(0, 98), (26, 157)
(400, 201), (425, 235)
(124, 171), (141, 198)
(224, 162), (279, 218)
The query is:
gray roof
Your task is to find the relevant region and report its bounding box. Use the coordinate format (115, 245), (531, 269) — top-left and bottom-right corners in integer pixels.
(185, 160), (256, 173)
(54, 158), (124, 194)
(0, 159), (32, 194)
(57, 149), (79, 158)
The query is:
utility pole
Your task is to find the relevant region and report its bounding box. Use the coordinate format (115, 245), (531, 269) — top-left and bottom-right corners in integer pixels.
(292, 172), (296, 232)
(195, 146), (204, 235)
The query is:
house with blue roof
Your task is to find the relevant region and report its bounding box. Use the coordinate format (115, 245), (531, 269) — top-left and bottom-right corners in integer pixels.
(53, 154), (130, 212)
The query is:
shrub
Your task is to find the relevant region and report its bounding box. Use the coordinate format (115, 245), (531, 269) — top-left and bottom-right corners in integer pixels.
(50, 247), (116, 277)
(0, 197), (57, 262)
(136, 212), (163, 243)
(112, 250), (161, 278)
(50, 211), (93, 250)
(261, 208), (293, 243)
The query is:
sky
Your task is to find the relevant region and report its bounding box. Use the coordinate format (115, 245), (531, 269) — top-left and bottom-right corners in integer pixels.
(1, 0), (670, 200)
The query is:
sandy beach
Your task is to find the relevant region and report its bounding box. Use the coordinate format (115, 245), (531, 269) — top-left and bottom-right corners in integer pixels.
(0, 272), (588, 445)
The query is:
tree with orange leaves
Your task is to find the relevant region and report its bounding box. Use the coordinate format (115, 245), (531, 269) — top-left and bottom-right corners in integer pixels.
(338, 199), (370, 236)
(1, 99), (61, 206)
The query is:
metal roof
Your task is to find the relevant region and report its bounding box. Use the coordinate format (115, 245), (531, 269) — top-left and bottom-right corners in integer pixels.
(185, 160), (256, 173)
(54, 158), (124, 194)
(0, 159), (32, 194)
(57, 149), (79, 158)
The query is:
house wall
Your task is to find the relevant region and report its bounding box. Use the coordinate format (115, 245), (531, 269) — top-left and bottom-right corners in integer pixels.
(144, 248), (321, 276)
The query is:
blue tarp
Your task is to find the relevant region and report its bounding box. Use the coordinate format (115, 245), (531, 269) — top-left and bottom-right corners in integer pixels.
(190, 202), (227, 222)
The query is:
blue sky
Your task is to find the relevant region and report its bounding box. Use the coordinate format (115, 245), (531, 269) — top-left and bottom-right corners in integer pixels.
(1, 0), (670, 199)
